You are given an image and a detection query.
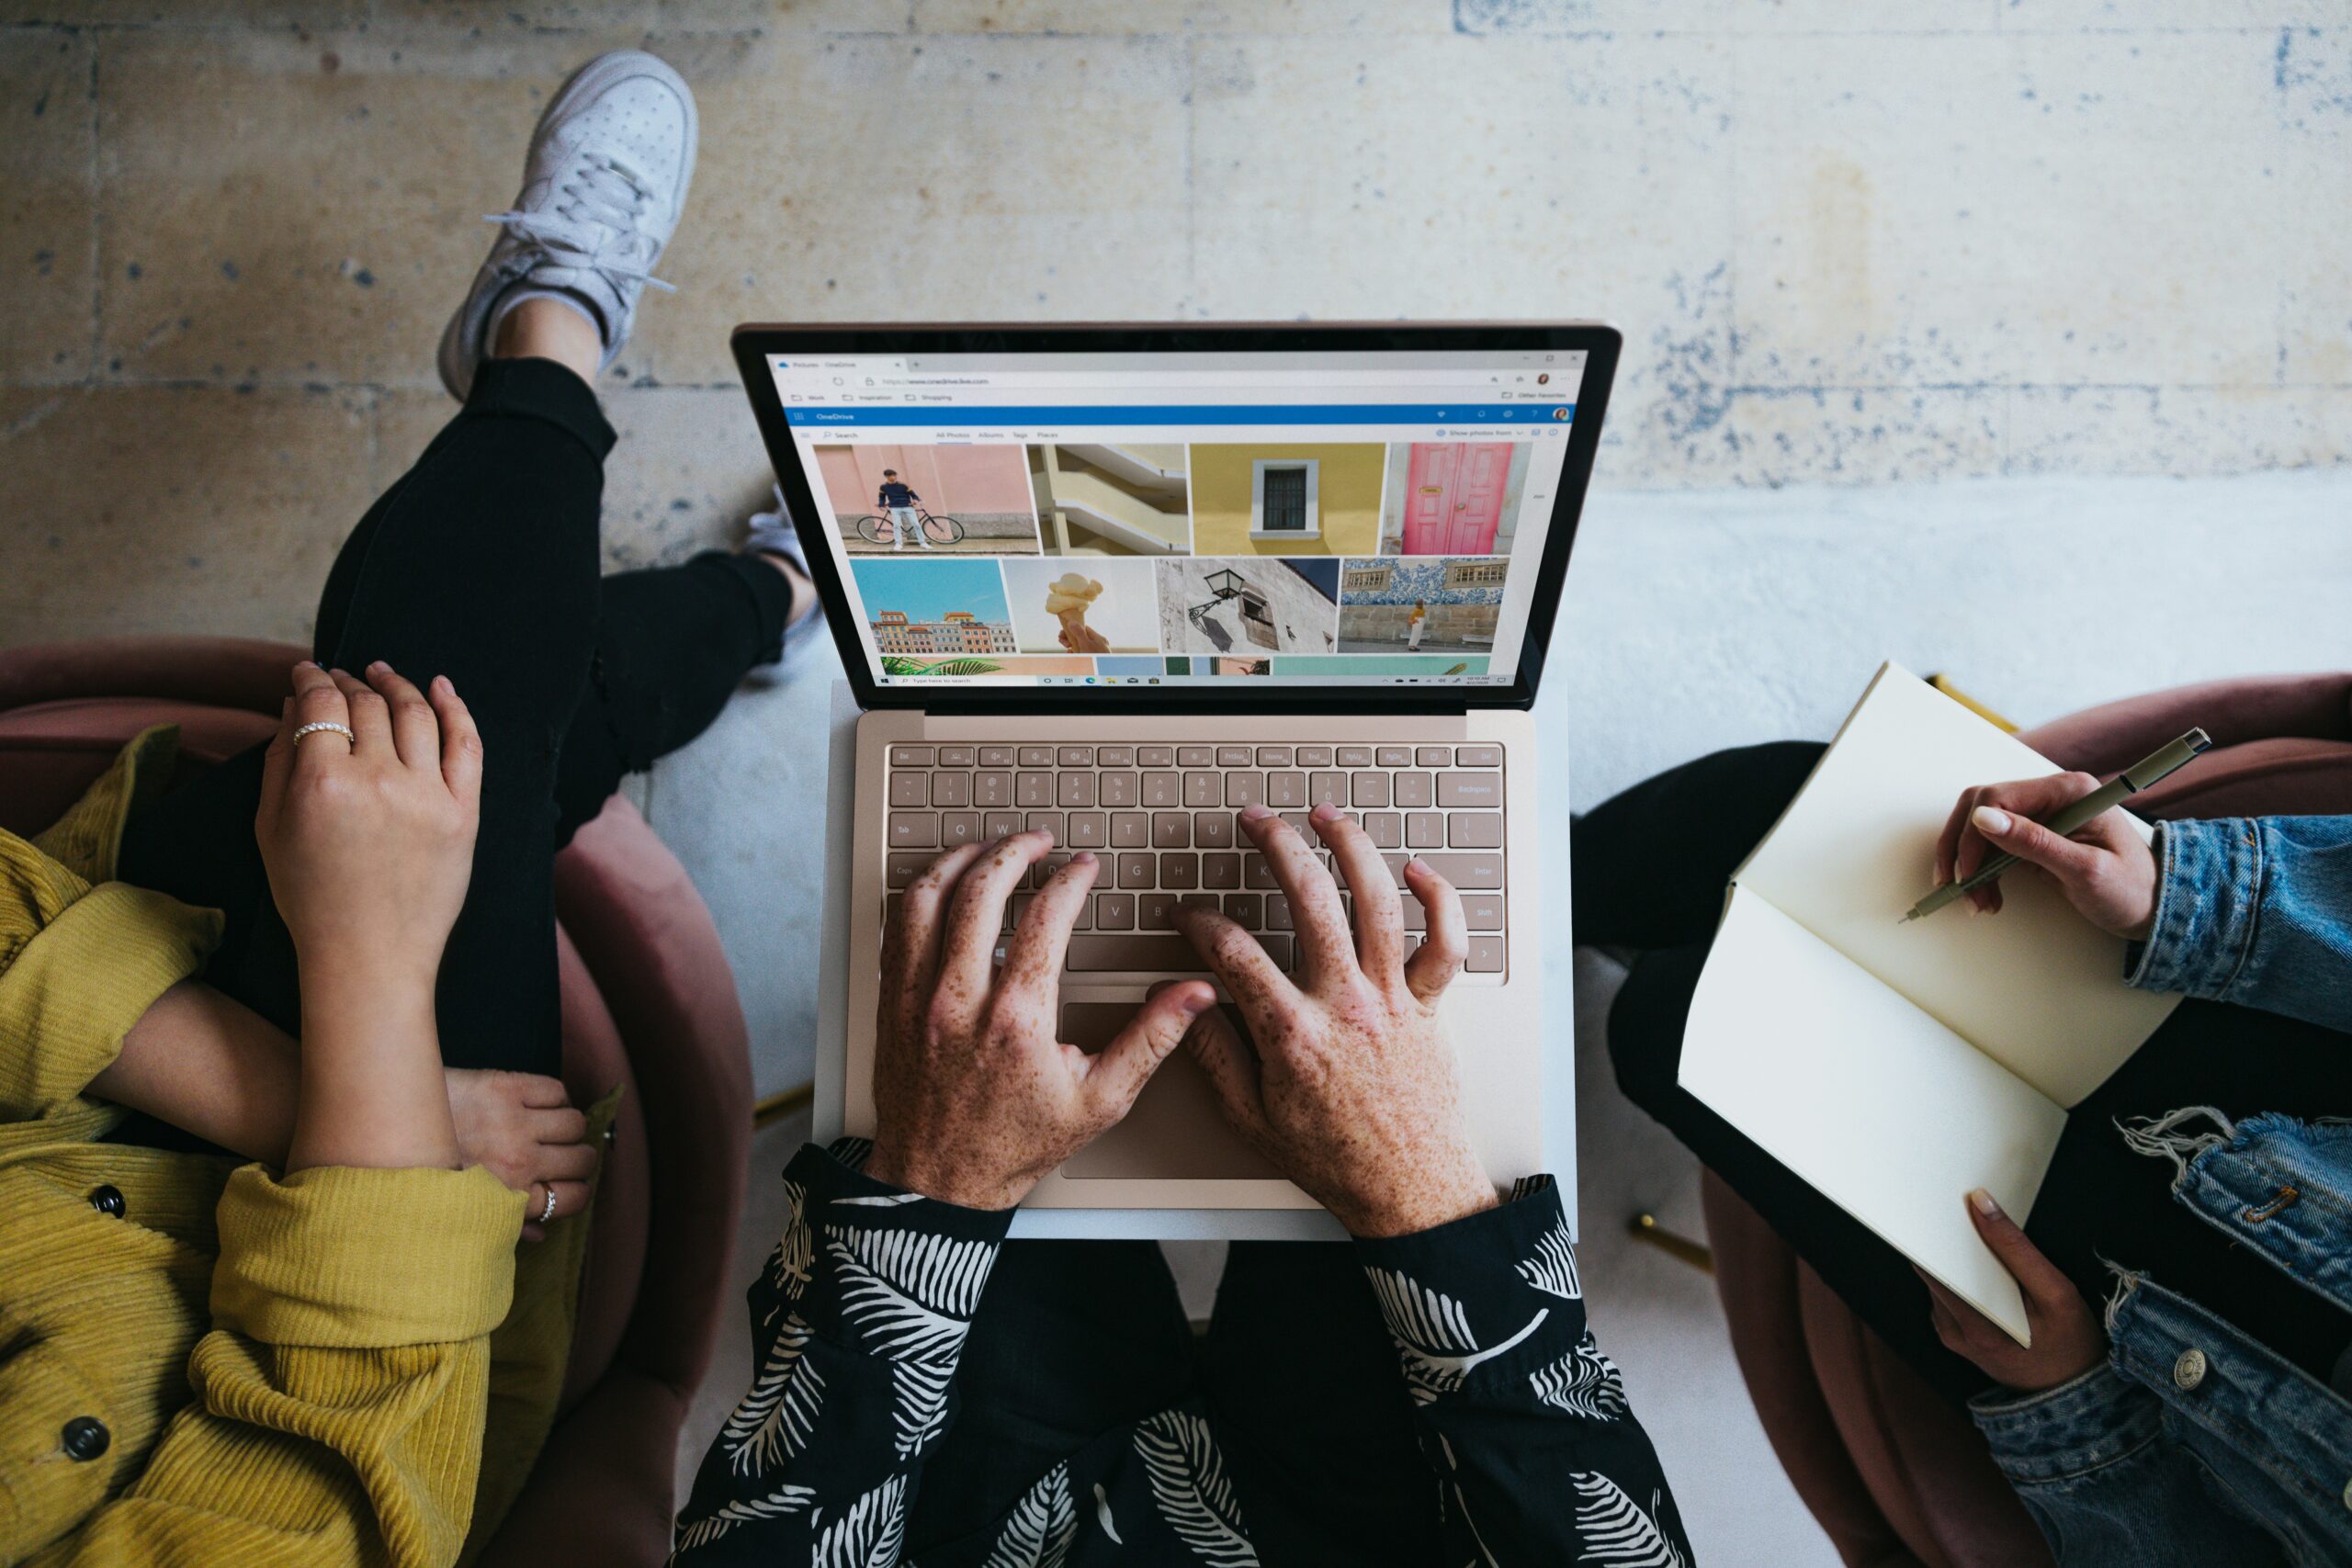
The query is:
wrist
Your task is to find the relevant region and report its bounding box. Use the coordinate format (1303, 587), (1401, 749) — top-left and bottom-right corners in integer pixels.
(1340, 1162), (1499, 1240)
(865, 1141), (1026, 1212)
(2008, 1343), (2107, 1393)
(294, 946), (440, 1026)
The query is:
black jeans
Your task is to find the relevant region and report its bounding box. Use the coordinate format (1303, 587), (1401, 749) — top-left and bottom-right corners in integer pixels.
(1577, 742), (2352, 1405)
(119, 357), (796, 1088)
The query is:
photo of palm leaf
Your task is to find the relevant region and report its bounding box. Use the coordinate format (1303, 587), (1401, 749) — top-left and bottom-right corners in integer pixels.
(881, 656), (1005, 677)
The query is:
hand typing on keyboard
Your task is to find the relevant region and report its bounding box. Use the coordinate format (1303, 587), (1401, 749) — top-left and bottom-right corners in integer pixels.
(1170, 802), (1498, 1238)
(864, 829), (1217, 1210)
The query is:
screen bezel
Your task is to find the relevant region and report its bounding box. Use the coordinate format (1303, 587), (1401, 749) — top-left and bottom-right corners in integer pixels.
(730, 321), (1620, 715)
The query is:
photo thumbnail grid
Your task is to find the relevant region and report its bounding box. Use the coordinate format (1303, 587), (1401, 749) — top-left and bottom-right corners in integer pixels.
(812, 436), (1537, 683)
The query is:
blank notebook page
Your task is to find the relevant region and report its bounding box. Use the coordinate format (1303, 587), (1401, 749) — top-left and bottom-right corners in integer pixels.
(1736, 664), (2178, 1108)
(1680, 887), (2068, 1344)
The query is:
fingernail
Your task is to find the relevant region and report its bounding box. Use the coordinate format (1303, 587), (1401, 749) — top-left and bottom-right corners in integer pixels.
(295, 660), (318, 671)
(1972, 806), (2010, 834)
(1967, 1188), (2004, 1219)
(367, 660), (388, 674)
(1312, 802), (1340, 821)
(431, 674), (452, 695)
(1238, 803), (1272, 821)
(1179, 992), (1215, 1018)
(1072, 850), (1097, 866)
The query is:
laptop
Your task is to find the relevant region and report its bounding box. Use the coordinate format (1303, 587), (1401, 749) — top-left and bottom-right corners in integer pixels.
(734, 322), (1619, 1226)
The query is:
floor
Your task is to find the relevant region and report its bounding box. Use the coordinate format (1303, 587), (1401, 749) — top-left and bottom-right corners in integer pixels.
(6, 4), (2348, 1562)
(4, 5), (2347, 651)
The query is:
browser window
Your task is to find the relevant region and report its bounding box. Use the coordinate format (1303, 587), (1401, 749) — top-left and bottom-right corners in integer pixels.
(768, 349), (1587, 691)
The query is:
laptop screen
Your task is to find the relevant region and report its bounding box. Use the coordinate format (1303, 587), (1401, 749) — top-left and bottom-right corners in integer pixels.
(763, 346), (1591, 694)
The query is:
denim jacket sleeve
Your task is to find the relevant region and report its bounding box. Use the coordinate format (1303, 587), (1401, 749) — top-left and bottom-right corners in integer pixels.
(2126, 816), (2352, 1033)
(1970, 1362), (2289, 1566)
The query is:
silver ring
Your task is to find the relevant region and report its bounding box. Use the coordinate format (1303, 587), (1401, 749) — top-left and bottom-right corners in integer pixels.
(540, 1186), (558, 1224)
(291, 720), (356, 749)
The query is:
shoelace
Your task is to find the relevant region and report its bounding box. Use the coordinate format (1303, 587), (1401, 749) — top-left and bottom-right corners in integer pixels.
(483, 152), (677, 294)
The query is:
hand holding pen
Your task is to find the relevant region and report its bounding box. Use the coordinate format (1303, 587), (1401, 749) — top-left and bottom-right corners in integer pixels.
(1913, 729), (2211, 936)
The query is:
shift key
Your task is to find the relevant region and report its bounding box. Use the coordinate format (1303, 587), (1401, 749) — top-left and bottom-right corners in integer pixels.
(1064, 933), (1294, 972)
(1410, 852), (1505, 889)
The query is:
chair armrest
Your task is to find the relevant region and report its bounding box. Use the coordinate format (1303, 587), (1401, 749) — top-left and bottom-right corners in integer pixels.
(472, 1366), (684, 1568)
(0, 636), (308, 717)
(549, 795), (752, 1403)
(2018, 672), (2352, 777)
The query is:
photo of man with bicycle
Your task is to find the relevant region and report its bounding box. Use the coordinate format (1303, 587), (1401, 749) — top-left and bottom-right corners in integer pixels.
(813, 443), (1046, 557)
(876, 468), (929, 550)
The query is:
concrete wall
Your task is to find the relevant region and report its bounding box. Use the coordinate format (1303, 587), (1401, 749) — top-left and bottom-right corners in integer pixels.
(1188, 443), (1386, 556)
(6, 7), (2344, 649)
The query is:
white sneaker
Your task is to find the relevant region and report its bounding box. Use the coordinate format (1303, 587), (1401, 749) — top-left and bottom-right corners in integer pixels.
(742, 484), (802, 565)
(437, 50), (697, 400)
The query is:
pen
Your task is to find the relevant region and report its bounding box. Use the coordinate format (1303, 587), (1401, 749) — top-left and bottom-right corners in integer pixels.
(1903, 728), (2213, 923)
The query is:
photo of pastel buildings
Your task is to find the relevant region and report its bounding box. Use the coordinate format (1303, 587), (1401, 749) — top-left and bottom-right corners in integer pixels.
(1186, 443), (1385, 557)
(816, 443), (1040, 554)
(1334, 556), (1506, 653)
(850, 558), (1016, 657)
(1027, 443), (1191, 556)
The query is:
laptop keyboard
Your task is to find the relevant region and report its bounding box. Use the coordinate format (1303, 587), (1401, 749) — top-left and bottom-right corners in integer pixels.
(882, 743), (1506, 976)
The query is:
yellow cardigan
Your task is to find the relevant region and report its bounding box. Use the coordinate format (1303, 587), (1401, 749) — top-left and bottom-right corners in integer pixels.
(0, 729), (597, 1567)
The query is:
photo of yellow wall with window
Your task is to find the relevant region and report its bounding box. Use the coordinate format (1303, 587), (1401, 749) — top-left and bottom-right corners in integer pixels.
(1186, 443), (1386, 557)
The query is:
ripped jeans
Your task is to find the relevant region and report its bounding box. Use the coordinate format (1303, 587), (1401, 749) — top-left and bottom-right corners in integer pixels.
(117, 356), (797, 1084)
(1973, 1112), (2352, 1567)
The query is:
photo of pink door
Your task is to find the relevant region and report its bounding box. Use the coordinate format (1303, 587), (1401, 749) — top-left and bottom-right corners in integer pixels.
(1398, 441), (1512, 555)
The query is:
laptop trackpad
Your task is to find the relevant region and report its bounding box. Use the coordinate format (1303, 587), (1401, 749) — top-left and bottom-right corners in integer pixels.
(1058, 1002), (1285, 1180)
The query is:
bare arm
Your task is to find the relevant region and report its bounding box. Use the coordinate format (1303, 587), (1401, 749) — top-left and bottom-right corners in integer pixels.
(96, 958), (594, 1231)
(94, 980), (300, 1164)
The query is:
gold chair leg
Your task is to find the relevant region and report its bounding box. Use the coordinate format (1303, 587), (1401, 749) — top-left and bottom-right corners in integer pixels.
(1928, 672), (2019, 733)
(752, 1082), (815, 1131)
(1627, 1213), (1714, 1275)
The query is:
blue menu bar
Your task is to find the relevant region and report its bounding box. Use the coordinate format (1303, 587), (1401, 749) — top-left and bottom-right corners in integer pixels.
(783, 402), (1575, 427)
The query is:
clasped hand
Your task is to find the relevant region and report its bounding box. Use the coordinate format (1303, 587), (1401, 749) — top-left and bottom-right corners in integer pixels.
(867, 802), (1497, 1236)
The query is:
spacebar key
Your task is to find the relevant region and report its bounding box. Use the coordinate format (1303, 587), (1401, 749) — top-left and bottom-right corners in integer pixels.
(1065, 934), (1294, 971)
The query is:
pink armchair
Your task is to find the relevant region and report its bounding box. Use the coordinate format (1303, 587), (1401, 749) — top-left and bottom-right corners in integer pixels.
(0, 635), (754, 1568)
(1702, 672), (2352, 1568)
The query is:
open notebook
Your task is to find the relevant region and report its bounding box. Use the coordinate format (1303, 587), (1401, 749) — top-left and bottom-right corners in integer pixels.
(1678, 664), (2180, 1343)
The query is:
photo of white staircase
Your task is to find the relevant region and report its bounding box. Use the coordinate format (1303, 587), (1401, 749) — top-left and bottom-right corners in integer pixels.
(1028, 443), (1192, 556)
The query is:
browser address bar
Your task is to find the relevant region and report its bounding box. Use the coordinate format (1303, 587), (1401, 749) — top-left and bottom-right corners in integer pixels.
(871, 368), (1517, 388)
